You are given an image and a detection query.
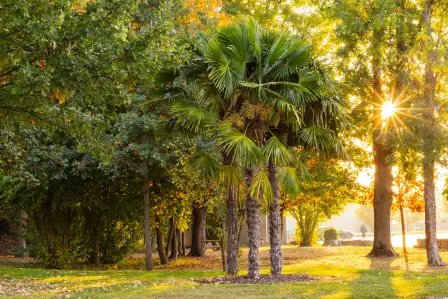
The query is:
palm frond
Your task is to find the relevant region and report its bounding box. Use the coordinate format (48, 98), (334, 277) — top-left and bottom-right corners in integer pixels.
(171, 102), (218, 133)
(245, 17), (262, 62)
(299, 125), (347, 157)
(262, 136), (291, 166)
(249, 168), (273, 204)
(210, 123), (264, 168)
(219, 165), (242, 188)
(206, 38), (234, 99)
(277, 167), (302, 198)
(192, 151), (220, 178)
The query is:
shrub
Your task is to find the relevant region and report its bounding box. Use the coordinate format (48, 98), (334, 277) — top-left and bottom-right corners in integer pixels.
(324, 228), (339, 241)
(295, 225), (318, 246)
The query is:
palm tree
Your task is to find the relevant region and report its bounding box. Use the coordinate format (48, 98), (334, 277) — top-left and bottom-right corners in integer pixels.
(204, 19), (348, 275)
(154, 18), (348, 277)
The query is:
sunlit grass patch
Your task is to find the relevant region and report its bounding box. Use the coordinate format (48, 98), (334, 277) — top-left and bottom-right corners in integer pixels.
(3, 246), (448, 298)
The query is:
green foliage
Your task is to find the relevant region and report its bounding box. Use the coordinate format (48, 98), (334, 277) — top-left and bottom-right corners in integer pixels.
(287, 151), (362, 247)
(0, 0), (188, 161)
(324, 228), (339, 241)
(294, 224), (317, 247)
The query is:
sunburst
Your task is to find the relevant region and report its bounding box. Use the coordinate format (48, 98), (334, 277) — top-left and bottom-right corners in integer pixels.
(361, 85), (431, 142)
(382, 101), (396, 119)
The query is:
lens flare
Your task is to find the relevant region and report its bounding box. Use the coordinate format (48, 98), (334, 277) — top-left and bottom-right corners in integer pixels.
(382, 101), (396, 119)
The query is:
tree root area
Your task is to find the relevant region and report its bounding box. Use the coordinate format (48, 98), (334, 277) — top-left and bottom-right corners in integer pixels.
(195, 274), (316, 284)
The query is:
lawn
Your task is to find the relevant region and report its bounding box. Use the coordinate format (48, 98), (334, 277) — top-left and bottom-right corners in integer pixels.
(2, 246), (448, 298)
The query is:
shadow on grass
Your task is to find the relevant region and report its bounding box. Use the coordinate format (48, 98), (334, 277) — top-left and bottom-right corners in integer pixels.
(350, 257), (397, 299)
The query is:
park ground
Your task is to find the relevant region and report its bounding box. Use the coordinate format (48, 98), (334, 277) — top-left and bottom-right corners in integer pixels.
(2, 246), (448, 298)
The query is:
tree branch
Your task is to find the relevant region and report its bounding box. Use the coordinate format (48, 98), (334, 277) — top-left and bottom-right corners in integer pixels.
(0, 105), (66, 130)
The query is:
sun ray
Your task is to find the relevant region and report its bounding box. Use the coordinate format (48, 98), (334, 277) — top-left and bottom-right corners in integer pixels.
(382, 101), (396, 119)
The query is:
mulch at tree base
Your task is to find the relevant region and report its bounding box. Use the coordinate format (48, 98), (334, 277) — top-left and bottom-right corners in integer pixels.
(195, 274), (316, 284)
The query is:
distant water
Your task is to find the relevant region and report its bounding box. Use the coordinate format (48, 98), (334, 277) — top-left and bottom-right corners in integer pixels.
(354, 233), (448, 247)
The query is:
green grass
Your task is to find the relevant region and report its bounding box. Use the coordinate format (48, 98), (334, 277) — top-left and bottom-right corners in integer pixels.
(2, 246), (448, 298)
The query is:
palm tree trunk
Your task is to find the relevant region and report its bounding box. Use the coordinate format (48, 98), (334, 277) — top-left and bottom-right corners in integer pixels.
(245, 168), (260, 278)
(268, 159), (282, 275)
(422, 0), (446, 267)
(224, 154), (239, 275)
(226, 184), (239, 275)
(142, 162), (153, 270)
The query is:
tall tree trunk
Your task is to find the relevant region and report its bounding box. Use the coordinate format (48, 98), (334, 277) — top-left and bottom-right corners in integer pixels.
(268, 159), (282, 275)
(169, 222), (178, 261)
(422, 0), (445, 267)
(94, 235), (100, 268)
(176, 229), (182, 256)
(368, 25), (398, 258)
(400, 207), (407, 254)
(245, 168), (260, 278)
(155, 226), (168, 265)
(15, 209), (27, 257)
(181, 232), (186, 256)
(165, 217), (174, 256)
(142, 163), (153, 270)
(189, 203), (207, 257)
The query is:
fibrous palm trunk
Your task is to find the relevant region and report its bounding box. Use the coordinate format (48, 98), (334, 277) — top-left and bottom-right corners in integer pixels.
(245, 168), (260, 278)
(224, 154), (239, 275)
(226, 185), (238, 275)
(268, 159), (282, 275)
(422, 0), (446, 267)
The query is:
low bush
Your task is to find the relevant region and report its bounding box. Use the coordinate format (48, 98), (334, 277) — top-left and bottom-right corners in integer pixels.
(324, 228), (339, 241)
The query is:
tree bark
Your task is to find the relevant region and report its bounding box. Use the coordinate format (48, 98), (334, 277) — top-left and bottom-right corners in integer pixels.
(268, 159), (282, 275)
(245, 168), (260, 278)
(15, 209), (28, 258)
(226, 184), (239, 275)
(94, 236), (100, 268)
(155, 226), (168, 265)
(368, 25), (398, 258)
(223, 154), (239, 275)
(220, 233), (227, 272)
(280, 209), (285, 245)
(422, 0), (446, 267)
(142, 163), (153, 270)
(176, 229), (182, 256)
(400, 207), (407, 254)
(165, 217), (174, 256)
(189, 202), (207, 257)
(181, 232), (186, 256)
(169, 221), (178, 261)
